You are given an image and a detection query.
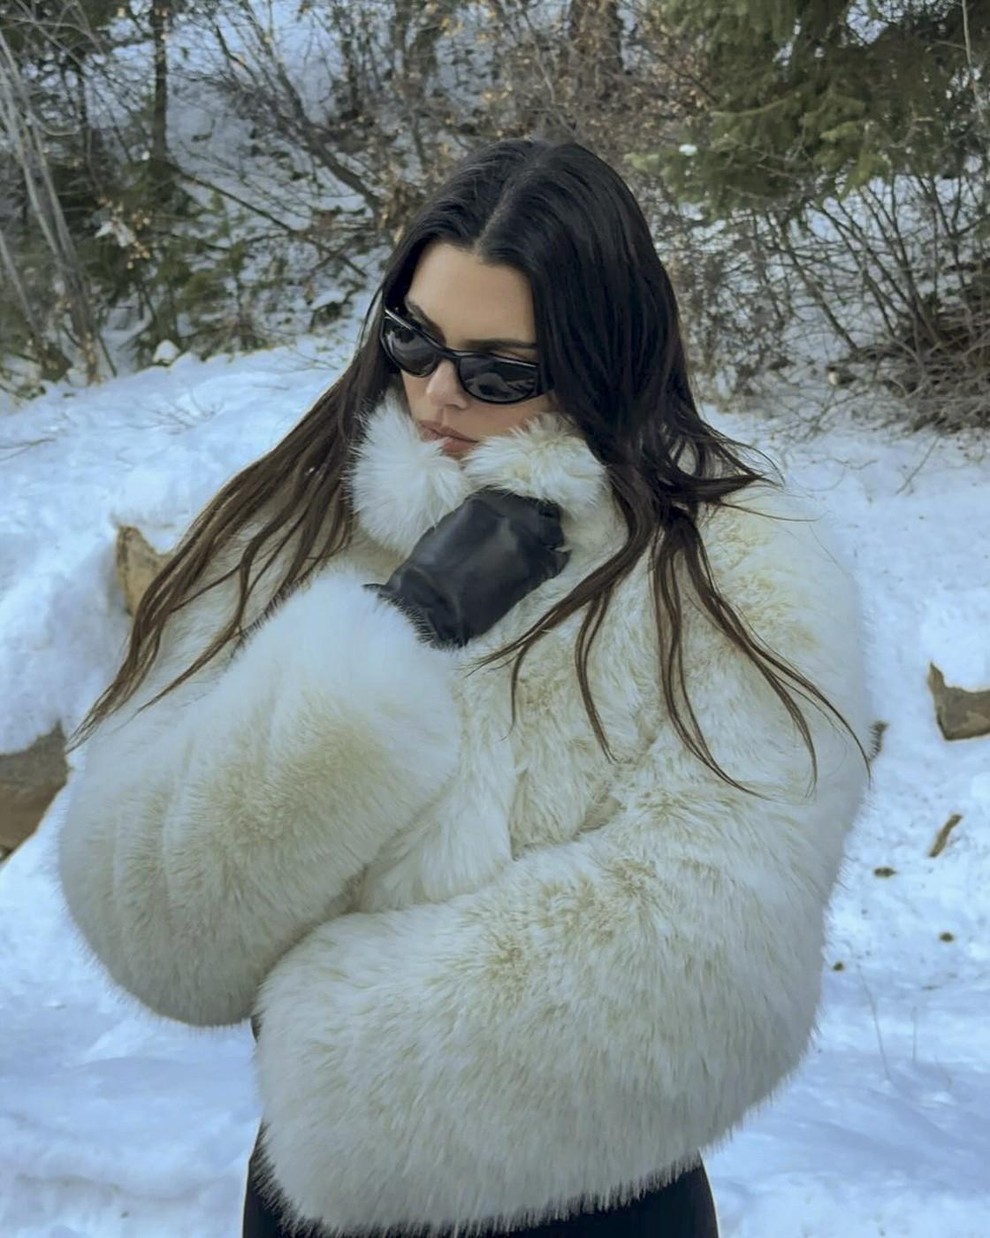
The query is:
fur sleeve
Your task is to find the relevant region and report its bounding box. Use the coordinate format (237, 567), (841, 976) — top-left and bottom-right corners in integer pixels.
(58, 567), (460, 1027)
(251, 487), (876, 1233)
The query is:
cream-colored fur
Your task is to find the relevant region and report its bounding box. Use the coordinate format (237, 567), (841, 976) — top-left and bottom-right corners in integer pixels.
(59, 387), (875, 1234)
(59, 555), (465, 1026)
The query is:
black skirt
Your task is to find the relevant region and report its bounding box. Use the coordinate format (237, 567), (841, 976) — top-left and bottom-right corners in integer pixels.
(242, 1129), (719, 1238)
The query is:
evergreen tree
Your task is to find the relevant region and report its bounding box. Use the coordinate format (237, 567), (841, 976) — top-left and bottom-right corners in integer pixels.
(637, 0), (990, 212)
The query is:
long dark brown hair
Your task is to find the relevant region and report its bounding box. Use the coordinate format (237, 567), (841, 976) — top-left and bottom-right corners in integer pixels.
(69, 137), (871, 795)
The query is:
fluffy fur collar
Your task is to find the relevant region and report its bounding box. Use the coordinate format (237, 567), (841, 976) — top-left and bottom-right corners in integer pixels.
(347, 387), (622, 561)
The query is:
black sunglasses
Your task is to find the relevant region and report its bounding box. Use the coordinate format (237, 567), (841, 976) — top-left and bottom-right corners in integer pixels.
(379, 307), (548, 405)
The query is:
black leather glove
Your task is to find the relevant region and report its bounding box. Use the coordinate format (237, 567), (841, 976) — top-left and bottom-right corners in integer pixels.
(365, 488), (569, 648)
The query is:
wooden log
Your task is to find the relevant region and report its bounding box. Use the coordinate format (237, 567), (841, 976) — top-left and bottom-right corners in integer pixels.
(0, 723), (67, 855)
(115, 524), (171, 617)
(927, 663), (990, 741)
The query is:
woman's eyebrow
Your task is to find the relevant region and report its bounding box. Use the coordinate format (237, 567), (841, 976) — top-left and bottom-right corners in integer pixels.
(405, 299), (538, 351)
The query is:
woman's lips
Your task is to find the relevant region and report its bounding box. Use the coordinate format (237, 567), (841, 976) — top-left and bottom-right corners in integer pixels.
(417, 421), (478, 455)
(419, 420), (476, 441)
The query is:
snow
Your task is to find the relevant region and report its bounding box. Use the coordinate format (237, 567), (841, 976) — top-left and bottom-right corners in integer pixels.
(1, 342), (989, 1236)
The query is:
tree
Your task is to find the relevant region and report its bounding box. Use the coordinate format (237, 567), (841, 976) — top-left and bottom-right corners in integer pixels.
(631, 0), (990, 430)
(0, 22), (103, 379)
(642, 0), (990, 211)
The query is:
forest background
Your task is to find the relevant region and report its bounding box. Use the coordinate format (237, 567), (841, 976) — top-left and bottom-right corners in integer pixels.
(1, 0), (988, 435)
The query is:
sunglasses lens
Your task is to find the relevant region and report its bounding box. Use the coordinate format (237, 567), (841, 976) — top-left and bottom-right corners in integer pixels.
(459, 355), (541, 404)
(382, 310), (542, 404)
(382, 315), (438, 376)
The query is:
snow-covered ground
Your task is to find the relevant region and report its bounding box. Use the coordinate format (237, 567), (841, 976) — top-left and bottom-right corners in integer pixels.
(1, 339), (988, 1236)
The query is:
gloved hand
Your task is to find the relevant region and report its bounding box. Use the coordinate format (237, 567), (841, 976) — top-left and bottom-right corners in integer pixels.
(365, 488), (569, 648)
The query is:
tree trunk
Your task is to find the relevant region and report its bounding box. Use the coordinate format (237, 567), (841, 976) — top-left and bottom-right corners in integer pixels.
(0, 29), (101, 380)
(0, 224), (71, 379)
(150, 0), (170, 169)
(566, 0), (623, 106)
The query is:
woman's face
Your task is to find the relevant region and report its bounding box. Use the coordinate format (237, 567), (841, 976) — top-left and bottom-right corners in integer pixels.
(397, 241), (555, 459)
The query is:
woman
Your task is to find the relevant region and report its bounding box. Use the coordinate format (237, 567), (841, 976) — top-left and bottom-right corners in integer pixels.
(60, 138), (874, 1238)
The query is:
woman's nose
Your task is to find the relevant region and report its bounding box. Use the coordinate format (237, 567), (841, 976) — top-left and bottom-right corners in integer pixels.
(425, 359), (467, 405)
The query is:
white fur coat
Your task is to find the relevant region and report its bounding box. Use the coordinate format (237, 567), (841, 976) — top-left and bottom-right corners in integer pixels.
(59, 389), (875, 1234)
